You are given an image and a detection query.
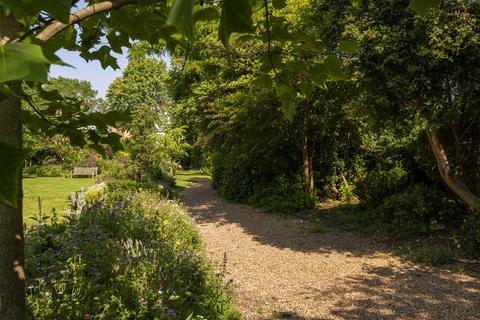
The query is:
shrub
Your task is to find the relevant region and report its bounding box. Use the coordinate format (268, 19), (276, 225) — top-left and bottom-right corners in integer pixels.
(355, 159), (409, 204)
(355, 184), (461, 239)
(24, 165), (66, 177)
(461, 212), (480, 256)
(250, 175), (316, 213)
(26, 187), (238, 320)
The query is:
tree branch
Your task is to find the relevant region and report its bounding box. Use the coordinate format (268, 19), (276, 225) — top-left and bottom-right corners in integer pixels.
(426, 129), (480, 213)
(35, 0), (139, 41)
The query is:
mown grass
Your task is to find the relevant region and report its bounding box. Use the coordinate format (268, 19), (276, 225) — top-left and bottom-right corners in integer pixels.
(23, 177), (94, 226)
(174, 170), (211, 193)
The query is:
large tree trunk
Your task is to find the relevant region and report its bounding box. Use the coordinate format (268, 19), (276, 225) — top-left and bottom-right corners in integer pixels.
(302, 103), (314, 195)
(426, 129), (480, 213)
(0, 83), (25, 319)
(0, 13), (26, 320)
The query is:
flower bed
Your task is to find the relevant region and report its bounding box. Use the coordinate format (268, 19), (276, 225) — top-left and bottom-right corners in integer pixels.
(26, 181), (239, 319)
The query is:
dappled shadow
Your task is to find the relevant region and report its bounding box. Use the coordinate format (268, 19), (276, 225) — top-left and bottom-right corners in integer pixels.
(320, 265), (480, 319)
(181, 180), (480, 319)
(181, 179), (390, 255)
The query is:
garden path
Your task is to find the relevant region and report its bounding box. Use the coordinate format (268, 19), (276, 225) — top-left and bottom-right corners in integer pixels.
(181, 179), (480, 320)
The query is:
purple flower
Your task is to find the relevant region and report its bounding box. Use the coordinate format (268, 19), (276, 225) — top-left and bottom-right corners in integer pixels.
(166, 309), (177, 318)
(140, 297), (147, 305)
(27, 284), (34, 290)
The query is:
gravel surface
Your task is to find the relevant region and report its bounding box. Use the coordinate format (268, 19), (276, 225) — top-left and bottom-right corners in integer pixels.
(181, 179), (480, 320)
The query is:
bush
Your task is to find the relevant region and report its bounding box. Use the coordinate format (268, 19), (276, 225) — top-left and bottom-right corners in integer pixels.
(251, 175), (315, 213)
(355, 160), (409, 204)
(352, 184), (461, 239)
(97, 157), (129, 180)
(24, 165), (66, 177)
(461, 212), (480, 256)
(26, 186), (239, 320)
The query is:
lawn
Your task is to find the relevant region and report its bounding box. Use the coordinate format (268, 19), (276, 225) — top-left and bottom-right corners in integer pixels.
(174, 170), (211, 193)
(23, 177), (94, 226)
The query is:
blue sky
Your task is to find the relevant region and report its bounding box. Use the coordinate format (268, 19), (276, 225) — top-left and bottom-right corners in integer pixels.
(49, 48), (129, 98)
(47, 0), (127, 99)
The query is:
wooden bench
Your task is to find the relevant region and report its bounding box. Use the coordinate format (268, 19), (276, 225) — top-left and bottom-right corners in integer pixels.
(71, 167), (98, 178)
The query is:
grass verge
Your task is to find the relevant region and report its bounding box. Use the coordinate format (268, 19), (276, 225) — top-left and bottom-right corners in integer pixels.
(174, 170), (211, 194)
(23, 177), (94, 226)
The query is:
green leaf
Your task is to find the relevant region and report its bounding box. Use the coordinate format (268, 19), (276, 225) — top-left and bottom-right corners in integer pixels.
(351, 0), (362, 8)
(0, 0), (36, 20)
(324, 55), (347, 81)
(272, 0), (287, 10)
(34, 0), (71, 24)
(193, 7), (219, 23)
(219, 0), (253, 47)
(408, 0), (441, 17)
(0, 43), (57, 83)
(254, 73), (272, 87)
(274, 81), (297, 121)
(83, 46), (120, 70)
(100, 132), (124, 152)
(167, 0), (195, 40)
(338, 40), (360, 53)
(0, 142), (28, 208)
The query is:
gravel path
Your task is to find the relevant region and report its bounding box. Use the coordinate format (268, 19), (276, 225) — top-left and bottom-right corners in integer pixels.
(181, 179), (480, 320)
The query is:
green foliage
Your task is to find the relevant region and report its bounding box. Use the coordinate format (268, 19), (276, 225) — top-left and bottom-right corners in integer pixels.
(355, 159), (409, 204)
(218, 0), (253, 47)
(167, 0), (195, 40)
(408, 0), (441, 17)
(0, 0), (71, 23)
(461, 213), (480, 256)
(251, 175), (315, 213)
(106, 49), (188, 185)
(0, 43), (59, 83)
(24, 164), (65, 177)
(25, 185), (238, 319)
(401, 247), (457, 266)
(359, 184), (462, 239)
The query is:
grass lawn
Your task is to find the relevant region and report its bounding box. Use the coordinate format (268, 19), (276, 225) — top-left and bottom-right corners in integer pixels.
(23, 177), (94, 226)
(174, 170), (211, 194)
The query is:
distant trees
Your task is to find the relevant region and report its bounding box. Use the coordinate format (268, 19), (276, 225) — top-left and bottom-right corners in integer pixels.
(106, 47), (188, 181)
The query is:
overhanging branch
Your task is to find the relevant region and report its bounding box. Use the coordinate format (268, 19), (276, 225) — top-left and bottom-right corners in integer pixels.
(35, 0), (139, 41)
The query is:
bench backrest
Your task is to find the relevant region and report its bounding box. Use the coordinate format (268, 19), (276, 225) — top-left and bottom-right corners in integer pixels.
(73, 167), (97, 176)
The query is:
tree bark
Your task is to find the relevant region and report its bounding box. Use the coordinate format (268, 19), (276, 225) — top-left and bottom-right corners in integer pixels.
(1, 12), (25, 320)
(0, 83), (25, 320)
(302, 103), (313, 195)
(426, 129), (480, 212)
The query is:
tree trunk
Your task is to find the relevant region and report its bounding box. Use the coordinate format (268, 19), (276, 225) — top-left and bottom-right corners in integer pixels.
(0, 82), (25, 319)
(426, 129), (480, 213)
(0, 12), (26, 320)
(302, 103), (313, 195)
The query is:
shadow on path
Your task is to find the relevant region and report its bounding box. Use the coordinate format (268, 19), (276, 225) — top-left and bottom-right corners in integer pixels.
(181, 179), (480, 320)
(183, 179), (393, 254)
